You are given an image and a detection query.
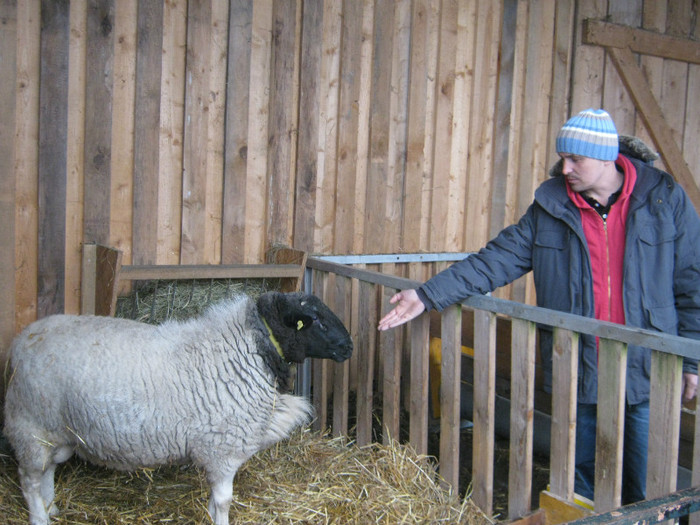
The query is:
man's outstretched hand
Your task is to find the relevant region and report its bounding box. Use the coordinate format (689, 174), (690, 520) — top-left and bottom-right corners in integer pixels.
(377, 289), (426, 331)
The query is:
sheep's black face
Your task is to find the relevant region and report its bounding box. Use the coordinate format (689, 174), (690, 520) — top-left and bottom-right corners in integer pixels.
(257, 292), (353, 363)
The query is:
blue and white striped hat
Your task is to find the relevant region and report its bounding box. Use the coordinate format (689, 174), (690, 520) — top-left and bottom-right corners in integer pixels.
(556, 109), (619, 161)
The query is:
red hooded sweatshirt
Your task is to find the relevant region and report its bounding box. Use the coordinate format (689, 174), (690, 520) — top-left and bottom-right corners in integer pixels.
(566, 155), (637, 325)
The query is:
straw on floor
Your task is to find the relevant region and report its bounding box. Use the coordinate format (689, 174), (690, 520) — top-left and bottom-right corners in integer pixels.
(0, 429), (491, 524)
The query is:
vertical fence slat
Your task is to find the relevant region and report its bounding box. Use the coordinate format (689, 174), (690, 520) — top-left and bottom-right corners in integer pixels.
(647, 351), (683, 499)
(332, 275), (351, 437)
(312, 270), (329, 431)
(508, 318), (537, 519)
(381, 287), (402, 444)
(409, 312), (430, 455)
(439, 304), (462, 491)
(549, 327), (579, 499)
(472, 308), (496, 516)
(594, 338), (627, 512)
(356, 280), (377, 446)
(692, 392), (700, 525)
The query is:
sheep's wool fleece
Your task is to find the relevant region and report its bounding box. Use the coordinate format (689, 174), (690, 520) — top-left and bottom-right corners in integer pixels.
(4, 296), (311, 472)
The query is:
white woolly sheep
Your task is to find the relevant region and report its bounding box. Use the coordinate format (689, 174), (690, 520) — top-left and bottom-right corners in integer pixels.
(3, 291), (353, 525)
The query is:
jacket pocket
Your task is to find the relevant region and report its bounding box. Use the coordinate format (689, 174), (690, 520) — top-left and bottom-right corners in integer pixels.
(645, 304), (678, 334)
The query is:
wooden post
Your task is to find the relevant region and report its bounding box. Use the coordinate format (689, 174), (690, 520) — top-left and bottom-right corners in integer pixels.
(549, 328), (579, 499)
(409, 312), (430, 455)
(647, 351), (683, 499)
(594, 338), (627, 512)
(439, 304), (462, 490)
(472, 309), (497, 516)
(509, 318), (537, 519)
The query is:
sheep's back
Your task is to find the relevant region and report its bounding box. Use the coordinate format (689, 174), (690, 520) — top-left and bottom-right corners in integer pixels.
(5, 308), (286, 470)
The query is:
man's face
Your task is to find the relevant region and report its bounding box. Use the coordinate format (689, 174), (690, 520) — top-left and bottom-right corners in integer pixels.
(559, 153), (608, 194)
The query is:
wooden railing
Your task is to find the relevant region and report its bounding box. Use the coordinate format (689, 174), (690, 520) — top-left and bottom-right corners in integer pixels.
(82, 244), (700, 523)
(303, 256), (700, 522)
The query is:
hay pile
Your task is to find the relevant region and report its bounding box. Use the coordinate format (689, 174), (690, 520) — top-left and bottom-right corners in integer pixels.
(0, 429), (491, 524)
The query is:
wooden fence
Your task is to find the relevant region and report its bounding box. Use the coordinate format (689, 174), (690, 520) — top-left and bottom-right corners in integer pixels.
(303, 256), (700, 522)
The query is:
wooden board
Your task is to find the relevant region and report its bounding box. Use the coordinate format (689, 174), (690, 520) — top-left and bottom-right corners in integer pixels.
(132, 0), (164, 265)
(37, 0), (70, 317)
(83, 0), (114, 245)
(0, 0), (17, 368)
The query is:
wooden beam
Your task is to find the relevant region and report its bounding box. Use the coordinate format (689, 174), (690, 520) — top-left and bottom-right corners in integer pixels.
(604, 46), (700, 210)
(119, 264), (302, 281)
(583, 19), (700, 65)
(439, 304), (462, 491)
(567, 485), (700, 525)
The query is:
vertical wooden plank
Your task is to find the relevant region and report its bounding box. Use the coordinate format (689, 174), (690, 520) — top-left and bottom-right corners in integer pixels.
(133, 0), (164, 265)
(428, 0), (457, 252)
(332, 275), (351, 437)
(594, 338), (627, 513)
(313, 0), (341, 254)
(382, 0), (410, 253)
(83, 0), (114, 245)
(547, 0), (575, 169)
(356, 280), (377, 446)
(569, 0), (606, 111)
(445, 0), (473, 251)
(14, 0), (40, 331)
(472, 308), (496, 516)
(646, 351), (683, 499)
(80, 243), (97, 315)
(333, 0), (362, 254)
(294, 0), (323, 253)
(489, 0), (517, 240)
(312, 270), (329, 431)
(108, 0), (136, 271)
(181, 0), (210, 263)
(381, 286), (402, 443)
(464, 0), (502, 251)
(636, 1), (667, 170)
(363, 2), (392, 254)
(182, 0), (229, 264)
(409, 311), (430, 455)
(351, 0), (374, 254)
(221, 0), (252, 263)
(602, 0), (641, 132)
(660, 0), (691, 150)
(692, 383), (700, 525)
(508, 318), (537, 519)
(38, 0), (70, 318)
(549, 328), (579, 499)
(267, 0), (300, 249)
(403, 0), (439, 252)
(64, 0), (87, 314)
(242, 0), (272, 263)
(511, 0), (555, 306)
(203, 0), (228, 264)
(439, 304), (462, 491)
(0, 0), (17, 368)
(157, 0), (186, 264)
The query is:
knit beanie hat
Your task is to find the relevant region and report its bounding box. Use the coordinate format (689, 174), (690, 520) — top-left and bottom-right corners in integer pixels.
(556, 108), (619, 161)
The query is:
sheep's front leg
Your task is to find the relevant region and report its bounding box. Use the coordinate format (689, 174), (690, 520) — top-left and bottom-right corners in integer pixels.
(206, 463), (242, 525)
(18, 466), (51, 525)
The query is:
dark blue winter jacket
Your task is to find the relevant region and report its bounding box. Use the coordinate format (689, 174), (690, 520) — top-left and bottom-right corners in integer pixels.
(419, 156), (700, 404)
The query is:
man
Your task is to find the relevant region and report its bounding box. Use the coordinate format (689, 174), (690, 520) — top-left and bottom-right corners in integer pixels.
(378, 109), (699, 504)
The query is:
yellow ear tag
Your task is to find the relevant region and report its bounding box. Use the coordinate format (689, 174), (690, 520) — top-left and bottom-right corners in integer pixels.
(297, 320), (304, 330)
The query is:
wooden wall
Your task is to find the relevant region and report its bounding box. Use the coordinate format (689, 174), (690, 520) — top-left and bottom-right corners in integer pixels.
(1, 0), (700, 358)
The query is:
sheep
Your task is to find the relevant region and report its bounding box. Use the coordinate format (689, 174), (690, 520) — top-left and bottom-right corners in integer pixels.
(3, 291), (353, 525)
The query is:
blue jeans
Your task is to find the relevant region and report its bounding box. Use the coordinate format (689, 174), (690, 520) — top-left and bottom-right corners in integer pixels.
(574, 401), (649, 505)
